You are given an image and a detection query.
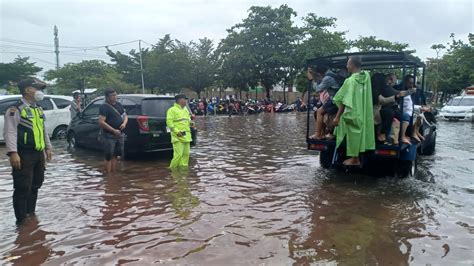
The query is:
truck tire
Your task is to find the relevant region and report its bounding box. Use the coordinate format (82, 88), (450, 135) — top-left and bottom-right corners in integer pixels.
(319, 149), (333, 169)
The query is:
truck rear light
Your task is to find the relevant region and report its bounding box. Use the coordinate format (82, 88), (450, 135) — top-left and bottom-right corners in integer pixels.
(310, 144), (327, 150)
(375, 149), (397, 156)
(137, 115), (150, 131)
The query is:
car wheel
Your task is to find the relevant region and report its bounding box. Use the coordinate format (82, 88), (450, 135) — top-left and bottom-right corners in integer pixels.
(53, 125), (68, 140)
(68, 131), (78, 148)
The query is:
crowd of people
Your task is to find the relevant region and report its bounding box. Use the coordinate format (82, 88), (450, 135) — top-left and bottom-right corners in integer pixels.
(308, 56), (432, 166)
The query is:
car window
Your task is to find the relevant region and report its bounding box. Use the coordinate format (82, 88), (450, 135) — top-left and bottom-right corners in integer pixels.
(0, 99), (20, 115)
(141, 99), (174, 117)
(38, 98), (54, 111)
(447, 97), (474, 106)
(83, 99), (104, 117)
(52, 98), (72, 109)
(119, 98), (140, 115)
(459, 98), (474, 106)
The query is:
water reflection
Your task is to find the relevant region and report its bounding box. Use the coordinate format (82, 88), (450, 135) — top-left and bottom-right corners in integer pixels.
(169, 169), (200, 219)
(5, 217), (57, 265)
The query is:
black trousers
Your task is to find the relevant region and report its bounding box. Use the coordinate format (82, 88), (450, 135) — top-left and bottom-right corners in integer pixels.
(12, 150), (45, 224)
(380, 108), (394, 134)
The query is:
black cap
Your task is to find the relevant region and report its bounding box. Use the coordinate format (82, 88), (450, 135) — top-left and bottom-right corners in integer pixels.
(175, 94), (188, 101)
(18, 78), (47, 91)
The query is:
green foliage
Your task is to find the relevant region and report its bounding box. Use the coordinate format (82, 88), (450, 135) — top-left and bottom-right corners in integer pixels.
(188, 38), (217, 98)
(352, 36), (413, 53)
(144, 35), (192, 93)
(0, 56), (42, 87)
(219, 5), (299, 99)
(426, 33), (474, 103)
(44, 60), (139, 95)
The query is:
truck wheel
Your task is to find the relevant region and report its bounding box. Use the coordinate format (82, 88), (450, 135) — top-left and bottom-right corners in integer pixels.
(421, 132), (436, 155)
(319, 149), (333, 169)
(395, 160), (413, 178)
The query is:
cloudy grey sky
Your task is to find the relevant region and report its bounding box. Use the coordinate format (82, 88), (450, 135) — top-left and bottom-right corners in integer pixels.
(1, 0), (472, 76)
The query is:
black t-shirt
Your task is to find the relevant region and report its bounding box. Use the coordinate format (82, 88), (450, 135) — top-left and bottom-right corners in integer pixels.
(99, 102), (125, 130)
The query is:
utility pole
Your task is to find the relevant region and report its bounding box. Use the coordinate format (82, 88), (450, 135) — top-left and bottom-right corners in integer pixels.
(138, 40), (145, 93)
(54, 25), (60, 69)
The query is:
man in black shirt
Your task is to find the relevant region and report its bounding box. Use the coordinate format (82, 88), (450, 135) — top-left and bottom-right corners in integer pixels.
(99, 88), (128, 174)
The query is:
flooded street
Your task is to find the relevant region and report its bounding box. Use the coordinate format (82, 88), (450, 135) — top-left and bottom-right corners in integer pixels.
(0, 113), (473, 265)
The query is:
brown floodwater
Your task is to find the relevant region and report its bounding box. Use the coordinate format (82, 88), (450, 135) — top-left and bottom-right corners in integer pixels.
(0, 113), (473, 265)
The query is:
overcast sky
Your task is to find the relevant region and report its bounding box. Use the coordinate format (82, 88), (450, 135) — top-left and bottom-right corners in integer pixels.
(1, 0), (472, 76)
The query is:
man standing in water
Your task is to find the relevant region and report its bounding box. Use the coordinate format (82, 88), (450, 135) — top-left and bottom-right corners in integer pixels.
(332, 56), (375, 166)
(4, 78), (52, 225)
(167, 94), (192, 168)
(99, 88), (128, 174)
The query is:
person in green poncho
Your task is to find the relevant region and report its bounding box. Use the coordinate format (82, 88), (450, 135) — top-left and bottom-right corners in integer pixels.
(332, 56), (375, 166)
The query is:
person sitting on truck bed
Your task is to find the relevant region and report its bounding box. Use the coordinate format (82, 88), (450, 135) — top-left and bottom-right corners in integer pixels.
(372, 73), (411, 143)
(307, 65), (341, 139)
(332, 56), (375, 166)
(397, 75), (419, 144)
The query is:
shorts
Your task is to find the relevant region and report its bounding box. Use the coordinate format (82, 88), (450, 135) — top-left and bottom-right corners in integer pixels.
(322, 100), (338, 115)
(401, 112), (411, 122)
(102, 135), (124, 161)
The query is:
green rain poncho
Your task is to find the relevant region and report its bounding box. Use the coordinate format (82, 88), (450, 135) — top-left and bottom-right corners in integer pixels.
(332, 70), (375, 157)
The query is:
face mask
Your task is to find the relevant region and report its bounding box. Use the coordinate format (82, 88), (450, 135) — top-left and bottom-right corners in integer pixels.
(34, 90), (44, 101)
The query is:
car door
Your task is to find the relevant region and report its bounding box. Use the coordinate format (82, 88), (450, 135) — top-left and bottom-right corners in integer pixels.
(0, 98), (21, 142)
(51, 97), (73, 126)
(75, 99), (103, 148)
(37, 98), (56, 137)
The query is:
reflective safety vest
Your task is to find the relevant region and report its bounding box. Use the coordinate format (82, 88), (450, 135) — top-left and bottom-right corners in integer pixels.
(14, 101), (46, 151)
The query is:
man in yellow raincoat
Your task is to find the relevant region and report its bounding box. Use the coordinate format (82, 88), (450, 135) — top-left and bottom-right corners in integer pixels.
(166, 94), (193, 168)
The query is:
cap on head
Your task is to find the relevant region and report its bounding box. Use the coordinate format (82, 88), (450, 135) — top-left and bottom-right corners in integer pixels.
(175, 94), (188, 101)
(18, 78), (47, 94)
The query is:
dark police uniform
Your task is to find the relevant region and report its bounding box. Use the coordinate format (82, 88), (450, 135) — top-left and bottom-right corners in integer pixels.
(4, 98), (52, 224)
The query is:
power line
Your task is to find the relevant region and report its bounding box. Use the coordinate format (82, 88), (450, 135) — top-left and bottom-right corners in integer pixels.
(0, 37), (140, 51)
(0, 44), (54, 53)
(141, 40), (154, 46)
(28, 56), (56, 66)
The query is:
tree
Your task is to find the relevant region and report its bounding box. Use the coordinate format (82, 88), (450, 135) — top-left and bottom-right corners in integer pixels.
(352, 36), (413, 53)
(106, 48), (145, 86)
(426, 33), (474, 103)
(44, 60), (139, 95)
(0, 56), (42, 87)
(293, 14), (350, 101)
(187, 38), (217, 98)
(145, 35), (192, 93)
(219, 5), (299, 99)
(298, 14), (349, 61)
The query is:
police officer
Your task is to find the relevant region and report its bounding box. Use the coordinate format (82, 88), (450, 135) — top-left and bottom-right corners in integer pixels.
(4, 78), (52, 225)
(166, 94), (192, 168)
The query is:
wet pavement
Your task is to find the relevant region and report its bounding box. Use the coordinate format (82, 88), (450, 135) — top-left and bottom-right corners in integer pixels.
(0, 113), (473, 265)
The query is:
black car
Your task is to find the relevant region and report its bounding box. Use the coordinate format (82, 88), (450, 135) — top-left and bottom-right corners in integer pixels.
(67, 94), (197, 156)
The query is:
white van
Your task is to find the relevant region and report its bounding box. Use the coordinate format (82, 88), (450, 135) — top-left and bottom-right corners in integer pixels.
(0, 95), (73, 142)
